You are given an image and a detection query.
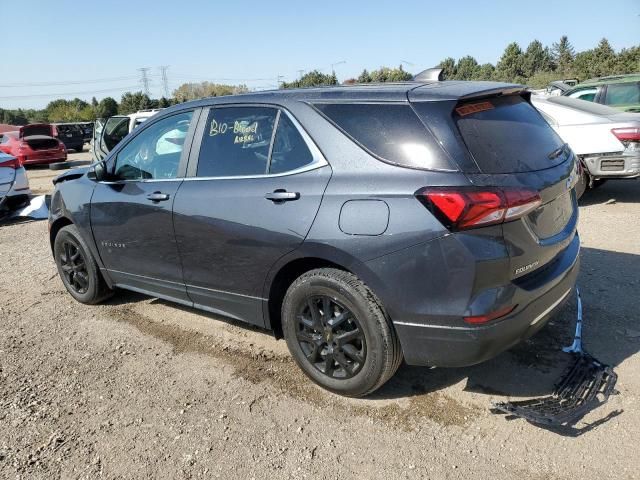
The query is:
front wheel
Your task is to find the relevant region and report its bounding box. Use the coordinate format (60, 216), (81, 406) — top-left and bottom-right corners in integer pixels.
(54, 224), (113, 304)
(282, 268), (402, 397)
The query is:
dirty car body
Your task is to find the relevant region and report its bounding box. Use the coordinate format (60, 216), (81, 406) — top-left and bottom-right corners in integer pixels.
(49, 81), (580, 395)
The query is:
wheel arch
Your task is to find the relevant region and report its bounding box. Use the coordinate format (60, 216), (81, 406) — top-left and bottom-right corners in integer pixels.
(262, 244), (386, 337)
(49, 216), (73, 252)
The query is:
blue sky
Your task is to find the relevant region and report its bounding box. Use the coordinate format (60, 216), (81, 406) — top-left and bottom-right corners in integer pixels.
(2, 0), (638, 109)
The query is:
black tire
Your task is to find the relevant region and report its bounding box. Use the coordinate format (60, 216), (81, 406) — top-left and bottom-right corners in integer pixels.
(54, 224), (113, 304)
(282, 268), (402, 397)
(75, 145), (84, 153)
(576, 168), (589, 199)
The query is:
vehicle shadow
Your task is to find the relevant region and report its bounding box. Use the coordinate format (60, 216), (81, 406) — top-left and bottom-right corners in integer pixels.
(373, 246), (639, 403)
(579, 178), (640, 206)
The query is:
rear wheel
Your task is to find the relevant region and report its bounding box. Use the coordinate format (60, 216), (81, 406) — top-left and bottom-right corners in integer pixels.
(282, 268), (402, 397)
(54, 224), (113, 304)
(576, 168), (589, 199)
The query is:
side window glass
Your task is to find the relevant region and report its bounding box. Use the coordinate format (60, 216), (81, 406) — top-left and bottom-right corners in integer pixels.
(114, 111), (193, 181)
(197, 107), (277, 177)
(604, 83), (640, 106)
(103, 117), (130, 150)
(568, 88), (597, 102)
(269, 114), (314, 174)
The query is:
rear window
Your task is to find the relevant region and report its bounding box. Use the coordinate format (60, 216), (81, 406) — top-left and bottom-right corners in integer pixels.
(313, 103), (452, 170)
(453, 95), (568, 173)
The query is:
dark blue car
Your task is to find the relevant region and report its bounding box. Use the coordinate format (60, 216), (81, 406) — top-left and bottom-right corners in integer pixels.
(49, 80), (580, 396)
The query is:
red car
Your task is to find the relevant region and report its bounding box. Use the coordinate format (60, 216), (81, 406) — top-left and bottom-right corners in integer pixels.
(0, 124), (67, 166)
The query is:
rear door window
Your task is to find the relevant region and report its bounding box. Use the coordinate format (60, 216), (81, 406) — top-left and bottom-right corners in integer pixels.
(103, 117), (130, 150)
(453, 95), (567, 173)
(196, 107), (277, 177)
(313, 103), (452, 170)
(567, 87), (598, 102)
(269, 114), (314, 174)
(604, 82), (640, 106)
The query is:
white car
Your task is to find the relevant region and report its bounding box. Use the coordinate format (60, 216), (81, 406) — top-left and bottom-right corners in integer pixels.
(531, 95), (640, 196)
(92, 109), (164, 161)
(0, 152), (30, 213)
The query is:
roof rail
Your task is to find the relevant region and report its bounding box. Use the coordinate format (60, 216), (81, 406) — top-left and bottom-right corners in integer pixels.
(413, 68), (444, 82)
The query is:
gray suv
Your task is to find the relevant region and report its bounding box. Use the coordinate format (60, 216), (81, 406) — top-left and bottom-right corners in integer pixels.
(49, 81), (580, 396)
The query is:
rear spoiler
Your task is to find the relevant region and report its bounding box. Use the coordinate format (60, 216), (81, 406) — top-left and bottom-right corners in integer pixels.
(409, 82), (527, 103)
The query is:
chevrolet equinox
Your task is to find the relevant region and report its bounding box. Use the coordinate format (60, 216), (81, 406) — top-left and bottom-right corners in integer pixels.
(49, 80), (580, 396)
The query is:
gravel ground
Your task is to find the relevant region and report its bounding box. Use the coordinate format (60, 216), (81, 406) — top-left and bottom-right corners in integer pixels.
(1, 163), (639, 479)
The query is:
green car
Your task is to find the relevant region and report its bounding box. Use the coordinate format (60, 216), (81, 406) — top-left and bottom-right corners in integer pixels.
(562, 73), (640, 112)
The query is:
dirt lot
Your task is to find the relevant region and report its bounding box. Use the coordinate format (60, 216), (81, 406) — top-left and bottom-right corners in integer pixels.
(1, 156), (639, 479)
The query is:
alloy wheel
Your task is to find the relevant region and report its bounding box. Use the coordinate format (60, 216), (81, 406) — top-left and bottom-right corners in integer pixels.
(59, 240), (89, 294)
(296, 295), (366, 379)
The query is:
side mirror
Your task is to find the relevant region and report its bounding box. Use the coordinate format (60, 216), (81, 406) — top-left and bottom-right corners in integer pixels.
(87, 160), (109, 182)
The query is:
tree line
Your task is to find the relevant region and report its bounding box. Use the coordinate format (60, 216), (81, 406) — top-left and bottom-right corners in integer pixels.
(1, 36), (637, 125)
(436, 37), (639, 88)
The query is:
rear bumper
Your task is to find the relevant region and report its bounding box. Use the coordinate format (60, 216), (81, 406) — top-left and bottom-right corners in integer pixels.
(392, 235), (580, 367)
(22, 153), (66, 166)
(583, 152), (640, 179)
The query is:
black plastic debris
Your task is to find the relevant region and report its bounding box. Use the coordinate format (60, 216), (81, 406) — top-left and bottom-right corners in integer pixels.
(492, 288), (618, 427)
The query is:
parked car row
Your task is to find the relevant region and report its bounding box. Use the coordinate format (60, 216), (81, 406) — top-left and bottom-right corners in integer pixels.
(550, 73), (640, 112)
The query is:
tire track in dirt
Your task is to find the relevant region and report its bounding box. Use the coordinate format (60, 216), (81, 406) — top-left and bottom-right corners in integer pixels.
(106, 305), (481, 429)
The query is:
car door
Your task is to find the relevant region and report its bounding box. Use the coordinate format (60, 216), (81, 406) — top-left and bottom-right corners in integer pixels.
(92, 116), (130, 161)
(173, 105), (331, 326)
(90, 109), (199, 303)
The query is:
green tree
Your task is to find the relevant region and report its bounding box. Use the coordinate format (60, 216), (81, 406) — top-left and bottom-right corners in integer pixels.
(158, 97), (172, 108)
(281, 70), (337, 89)
(119, 91), (152, 114)
(437, 57), (457, 79)
(523, 40), (553, 78)
(357, 69), (371, 83)
(367, 65), (413, 82)
(551, 35), (575, 74)
(454, 56), (479, 80)
(172, 82), (248, 101)
(494, 42), (526, 82)
(96, 97), (118, 118)
(615, 46), (640, 74)
(591, 38), (617, 77)
(476, 63), (495, 80)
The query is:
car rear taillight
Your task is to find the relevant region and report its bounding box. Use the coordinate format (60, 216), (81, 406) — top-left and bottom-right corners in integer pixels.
(464, 305), (517, 325)
(612, 127), (640, 142)
(0, 156), (22, 169)
(417, 187), (541, 230)
(612, 127), (640, 152)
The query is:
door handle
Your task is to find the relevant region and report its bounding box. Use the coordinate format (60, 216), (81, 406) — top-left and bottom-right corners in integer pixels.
(265, 190), (300, 202)
(147, 192), (170, 202)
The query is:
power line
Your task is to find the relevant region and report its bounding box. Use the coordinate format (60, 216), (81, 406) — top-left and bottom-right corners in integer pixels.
(0, 85), (141, 100)
(138, 67), (151, 96)
(0, 75), (139, 88)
